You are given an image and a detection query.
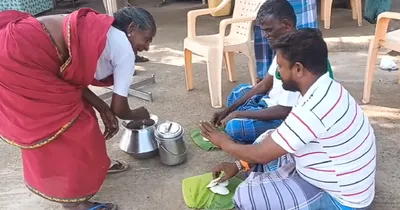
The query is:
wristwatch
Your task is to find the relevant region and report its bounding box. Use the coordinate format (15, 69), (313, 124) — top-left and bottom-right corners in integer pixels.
(234, 160), (243, 172)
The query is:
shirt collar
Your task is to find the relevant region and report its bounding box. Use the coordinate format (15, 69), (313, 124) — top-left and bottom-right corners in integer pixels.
(297, 73), (331, 105)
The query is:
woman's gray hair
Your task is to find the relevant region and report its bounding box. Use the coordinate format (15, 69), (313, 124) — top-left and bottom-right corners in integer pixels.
(112, 6), (156, 35)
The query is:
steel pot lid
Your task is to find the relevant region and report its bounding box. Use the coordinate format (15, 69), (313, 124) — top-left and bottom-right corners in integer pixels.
(155, 121), (183, 139)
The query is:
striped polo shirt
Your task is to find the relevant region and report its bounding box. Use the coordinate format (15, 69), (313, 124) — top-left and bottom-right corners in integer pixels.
(271, 73), (376, 208)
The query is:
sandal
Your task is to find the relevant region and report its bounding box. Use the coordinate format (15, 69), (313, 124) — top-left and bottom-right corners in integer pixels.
(62, 202), (118, 210)
(136, 55), (149, 63)
(108, 159), (129, 174)
(88, 202), (118, 210)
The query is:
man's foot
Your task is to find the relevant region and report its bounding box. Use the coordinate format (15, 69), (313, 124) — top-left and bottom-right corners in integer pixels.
(256, 77), (262, 83)
(136, 55), (149, 63)
(108, 159), (129, 174)
(62, 202), (118, 210)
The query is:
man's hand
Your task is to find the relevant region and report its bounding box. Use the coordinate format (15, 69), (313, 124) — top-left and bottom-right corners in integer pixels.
(212, 109), (230, 126)
(99, 108), (119, 140)
(131, 106), (150, 120)
(199, 121), (232, 148)
(212, 162), (240, 182)
(220, 111), (238, 127)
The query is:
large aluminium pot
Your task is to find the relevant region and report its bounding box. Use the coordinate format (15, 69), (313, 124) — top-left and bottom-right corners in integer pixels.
(154, 121), (187, 166)
(119, 114), (159, 159)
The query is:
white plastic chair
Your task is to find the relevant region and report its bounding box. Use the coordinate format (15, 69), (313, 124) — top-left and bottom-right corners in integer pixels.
(321, 0), (362, 29)
(183, 0), (261, 108)
(103, 0), (127, 16)
(363, 12), (400, 104)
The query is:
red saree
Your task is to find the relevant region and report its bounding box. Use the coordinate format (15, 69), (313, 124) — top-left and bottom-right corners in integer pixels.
(0, 9), (115, 202)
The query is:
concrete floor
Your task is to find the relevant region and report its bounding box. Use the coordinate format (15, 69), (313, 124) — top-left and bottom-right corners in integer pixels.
(1, 0), (400, 209)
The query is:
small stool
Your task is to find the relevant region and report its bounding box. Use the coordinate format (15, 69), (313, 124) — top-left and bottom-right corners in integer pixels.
(156, 0), (169, 7)
(99, 74), (156, 102)
(127, 74), (156, 102)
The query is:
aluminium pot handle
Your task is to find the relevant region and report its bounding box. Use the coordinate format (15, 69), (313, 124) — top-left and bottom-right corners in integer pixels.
(157, 141), (187, 157)
(163, 121), (173, 133)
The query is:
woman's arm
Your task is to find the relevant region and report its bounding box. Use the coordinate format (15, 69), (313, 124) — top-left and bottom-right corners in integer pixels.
(83, 87), (109, 112)
(83, 88), (119, 139)
(83, 87), (149, 120)
(110, 94), (150, 120)
(104, 27), (150, 120)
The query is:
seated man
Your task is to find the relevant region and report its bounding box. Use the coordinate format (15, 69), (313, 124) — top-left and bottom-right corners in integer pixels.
(201, 28), (375, 210)
(254, 0), (318, 80)
(213, 0), (334, 144)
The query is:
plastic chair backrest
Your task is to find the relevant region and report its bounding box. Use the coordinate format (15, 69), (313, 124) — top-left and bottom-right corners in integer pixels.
(230, 0), (263, 38)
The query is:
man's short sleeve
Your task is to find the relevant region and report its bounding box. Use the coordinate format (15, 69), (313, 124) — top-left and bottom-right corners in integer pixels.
(111, 51), (135, 97)
(271, 106), (327, 153)
(277, 91), (300, 107)
(267, 56), (278, 75)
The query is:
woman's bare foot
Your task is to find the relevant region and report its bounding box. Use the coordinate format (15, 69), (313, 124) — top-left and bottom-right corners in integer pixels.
(62, 202), (117, 210)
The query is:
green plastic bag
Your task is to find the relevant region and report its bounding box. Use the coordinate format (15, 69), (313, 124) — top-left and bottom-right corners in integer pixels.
(364, 0), (392, 24)
(182, 173), (243, 210)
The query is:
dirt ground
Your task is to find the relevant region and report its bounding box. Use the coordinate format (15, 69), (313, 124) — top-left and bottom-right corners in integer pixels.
(1, 0), (400, 209)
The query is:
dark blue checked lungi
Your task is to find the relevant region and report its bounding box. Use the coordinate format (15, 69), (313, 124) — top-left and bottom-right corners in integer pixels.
(225, 84), (282, 144)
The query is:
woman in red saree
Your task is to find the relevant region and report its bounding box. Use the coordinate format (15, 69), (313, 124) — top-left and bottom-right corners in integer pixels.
(0, 6), (156, 210)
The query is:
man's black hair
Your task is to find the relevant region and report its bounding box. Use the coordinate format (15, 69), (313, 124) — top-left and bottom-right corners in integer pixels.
(256, 0), (297, 26)
(271, 28), (328, 75)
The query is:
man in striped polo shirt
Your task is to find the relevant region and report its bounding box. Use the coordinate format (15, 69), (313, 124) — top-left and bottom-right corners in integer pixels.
(200, 29), (376, 210)
(212, 0), (334, 145)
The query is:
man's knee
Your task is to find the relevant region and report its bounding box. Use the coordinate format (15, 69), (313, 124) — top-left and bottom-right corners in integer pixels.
(229, 84), (253, 97)
(225, 119), (255, 144)
(225, 120), (240, 139)
(232, 186), (261, 210)
(233, 183), (287, 210)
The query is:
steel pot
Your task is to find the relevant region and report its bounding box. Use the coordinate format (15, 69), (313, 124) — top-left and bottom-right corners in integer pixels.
(119, 114), (159, 159)
(155, 121), (187, 166)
